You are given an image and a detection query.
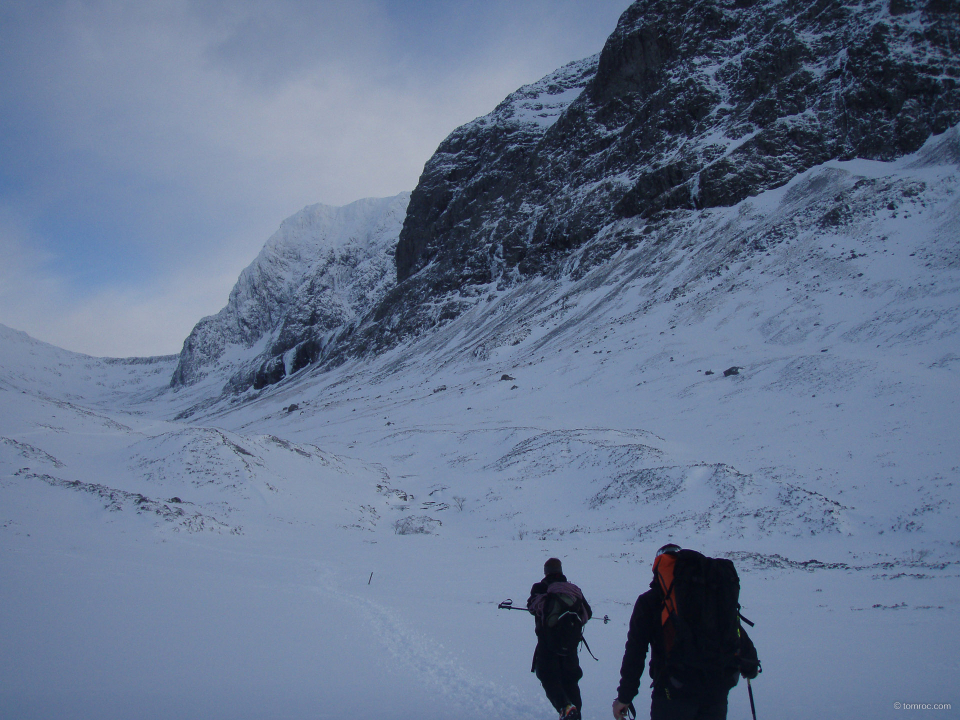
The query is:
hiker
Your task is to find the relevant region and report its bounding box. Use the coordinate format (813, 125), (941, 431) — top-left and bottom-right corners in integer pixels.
(527, 557), (593, 720)
(611, 544), (760, 720)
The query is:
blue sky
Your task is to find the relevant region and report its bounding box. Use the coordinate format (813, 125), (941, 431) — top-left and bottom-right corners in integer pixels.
(0, 0), (629, 357)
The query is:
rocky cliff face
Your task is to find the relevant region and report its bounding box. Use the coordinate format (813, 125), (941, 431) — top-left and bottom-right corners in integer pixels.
(373, 0), (959, 349)
(171, 193), (409, 392)
(394, 55), (600, 285)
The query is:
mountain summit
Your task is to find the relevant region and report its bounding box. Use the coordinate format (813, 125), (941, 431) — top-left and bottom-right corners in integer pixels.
(171, 193), (409, 393)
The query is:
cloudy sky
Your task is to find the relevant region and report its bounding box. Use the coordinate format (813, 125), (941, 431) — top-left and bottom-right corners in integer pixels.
(0, 0), (629, 358)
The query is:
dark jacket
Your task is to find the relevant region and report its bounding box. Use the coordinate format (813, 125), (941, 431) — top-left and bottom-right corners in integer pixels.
(527, 573), (593, 644)
(616, 583), (759, 704)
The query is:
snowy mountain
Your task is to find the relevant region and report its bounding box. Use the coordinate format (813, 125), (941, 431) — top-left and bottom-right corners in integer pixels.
(170, 0), (959, 388)
(2, 0), (959, 718)
(171, 193), (409, 396)
(373, 0), (960, 352)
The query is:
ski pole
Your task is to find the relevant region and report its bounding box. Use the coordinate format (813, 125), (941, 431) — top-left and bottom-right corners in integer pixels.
(748, 678), (757, 720)
(498, 599), (611, 623)
(498, 599), (527, 611)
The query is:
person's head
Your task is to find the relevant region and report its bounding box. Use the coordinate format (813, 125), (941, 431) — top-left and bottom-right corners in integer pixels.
(544, 557), (563, 576)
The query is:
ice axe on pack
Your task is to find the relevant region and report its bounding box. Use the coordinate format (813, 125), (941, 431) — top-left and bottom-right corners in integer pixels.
(498, 599), (610, 624)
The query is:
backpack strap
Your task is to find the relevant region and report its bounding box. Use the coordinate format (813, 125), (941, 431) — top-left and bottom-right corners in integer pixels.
(652, 553), (679, 654)
(653, 553), (678, 624)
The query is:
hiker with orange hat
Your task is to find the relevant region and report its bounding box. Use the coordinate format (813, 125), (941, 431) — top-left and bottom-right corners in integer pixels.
(612, 544), (760, 720)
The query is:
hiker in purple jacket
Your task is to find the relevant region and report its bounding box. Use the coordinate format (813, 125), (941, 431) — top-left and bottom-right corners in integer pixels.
(527, 558), (592, 720)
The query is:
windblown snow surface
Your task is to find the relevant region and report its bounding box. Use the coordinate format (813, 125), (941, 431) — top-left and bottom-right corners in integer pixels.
(2, 133), (959, 719)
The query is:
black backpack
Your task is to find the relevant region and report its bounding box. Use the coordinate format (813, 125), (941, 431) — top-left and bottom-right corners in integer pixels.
(540, 587), (587, 656)
(652, 549), (743, 696)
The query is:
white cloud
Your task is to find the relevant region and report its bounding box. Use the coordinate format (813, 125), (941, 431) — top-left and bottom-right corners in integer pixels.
(0, 202), (241, 357)
(34, 266), (238, 358)
(1, 253), (232, 359)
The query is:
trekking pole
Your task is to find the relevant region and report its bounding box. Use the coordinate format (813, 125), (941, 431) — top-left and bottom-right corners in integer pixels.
(747, 679), (757, 720)
(498, 599), (528, 611)
(499, 599), (611, 624)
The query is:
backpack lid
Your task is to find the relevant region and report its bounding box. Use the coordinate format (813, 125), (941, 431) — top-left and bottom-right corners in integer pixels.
(657, 543), (682, 556)
(530, 581), (589, 626)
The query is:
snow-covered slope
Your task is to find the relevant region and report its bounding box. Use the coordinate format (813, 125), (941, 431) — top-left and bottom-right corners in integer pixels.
(171, 193), (410, 395)
(2, 129), (958, 719)
(0, 323), (177, 406)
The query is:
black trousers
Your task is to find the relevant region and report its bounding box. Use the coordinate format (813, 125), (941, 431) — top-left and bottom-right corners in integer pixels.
(534, 646), (583, 712)
(649, 692), (728, 720)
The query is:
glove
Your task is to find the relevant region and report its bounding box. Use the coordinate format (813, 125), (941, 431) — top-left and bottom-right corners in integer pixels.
(740, 658), (761, 680)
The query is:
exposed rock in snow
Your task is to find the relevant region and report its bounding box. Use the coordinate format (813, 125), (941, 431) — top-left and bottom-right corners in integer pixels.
(394, 55), (600, 283)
